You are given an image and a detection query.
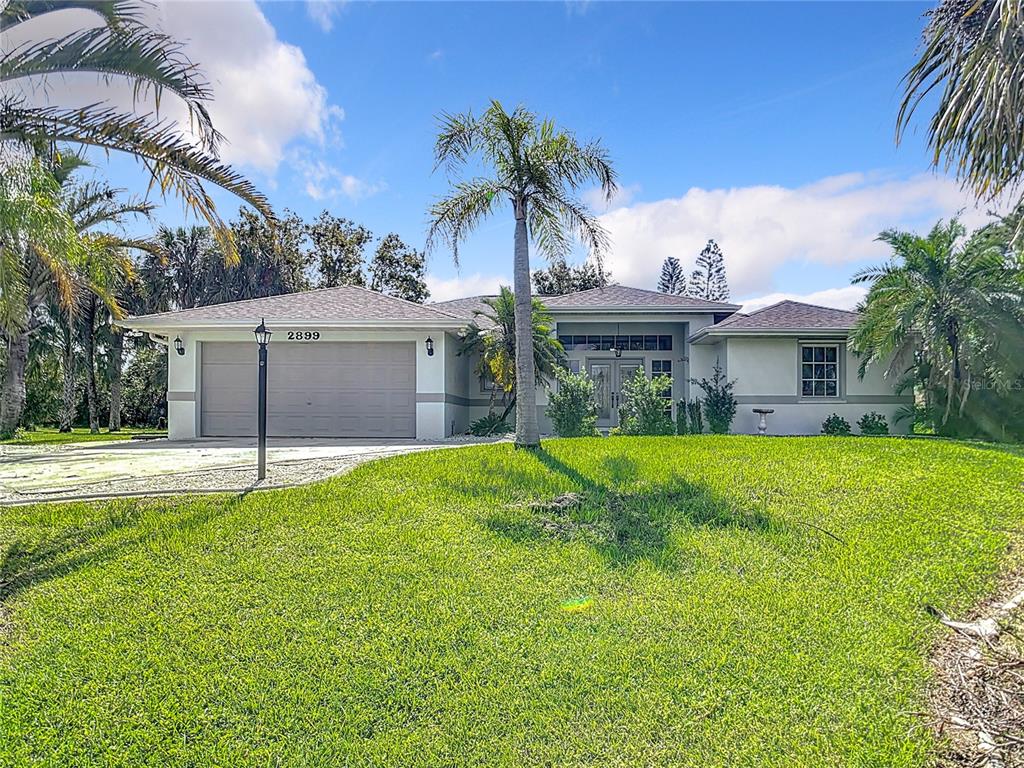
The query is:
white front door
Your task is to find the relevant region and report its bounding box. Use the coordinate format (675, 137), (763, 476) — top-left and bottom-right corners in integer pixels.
(588, 358), (643, 428)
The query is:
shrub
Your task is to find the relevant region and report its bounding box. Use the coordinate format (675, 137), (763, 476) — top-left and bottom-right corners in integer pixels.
(675, 399), (688, 435)
(470, 412), (512, 436)
(857, 411), (890, 436)
(546, 368), (598, 437)
(691, 361), (737, 434)
(617, 369), (674, 436)
(822, 413), (852, 436)
(686, 398), (704, 434)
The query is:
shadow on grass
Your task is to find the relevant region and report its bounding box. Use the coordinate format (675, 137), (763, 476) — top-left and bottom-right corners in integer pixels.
(482, 447), (770, 570)
(0, 497), (239, 607)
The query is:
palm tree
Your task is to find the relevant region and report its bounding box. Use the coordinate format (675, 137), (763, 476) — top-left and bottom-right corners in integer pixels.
(0, 150), (86, 436)
(427, 101), (616, 447)
(460, 287), (566, 423)
(899, 0), (1024, 209)
(153, 226), (215, 311)
(850, 217), (1024, 436)
(50, 173), (152, 433)
(1, 0), (273, 255)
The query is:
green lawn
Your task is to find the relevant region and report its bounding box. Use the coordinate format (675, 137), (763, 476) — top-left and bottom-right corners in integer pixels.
(1, 437), (1021, 766)
(1, 427), (166, 446)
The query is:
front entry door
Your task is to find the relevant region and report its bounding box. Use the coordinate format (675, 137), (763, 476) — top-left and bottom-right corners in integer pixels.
(589, 359), (644, 428)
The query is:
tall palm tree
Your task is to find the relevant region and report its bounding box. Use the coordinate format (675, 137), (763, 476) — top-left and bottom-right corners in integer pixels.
(460, 287), (566, 422)
(1, 0), (273, 255)
(427, 101), (616, 447)
(45, 171), (151, 433)
(899, 0), (1024, 209)
(0, 150), (85, 436)
(850, 217), (1024, 435)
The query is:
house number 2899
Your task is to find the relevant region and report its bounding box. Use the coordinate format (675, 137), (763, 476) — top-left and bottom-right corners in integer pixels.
(286, 331), (320, 340)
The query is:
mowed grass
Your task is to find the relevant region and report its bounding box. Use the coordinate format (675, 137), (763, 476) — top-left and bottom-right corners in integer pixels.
(1, 427), (166, 445)
(1, 437), (1022, 767)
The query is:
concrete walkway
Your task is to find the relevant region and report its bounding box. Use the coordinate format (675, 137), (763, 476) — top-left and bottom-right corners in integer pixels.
(0, 436), (497, 505)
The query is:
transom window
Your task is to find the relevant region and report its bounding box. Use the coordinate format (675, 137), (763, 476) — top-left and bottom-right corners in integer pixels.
(801, 345), (839, 397)
(557, 334), (672, 352)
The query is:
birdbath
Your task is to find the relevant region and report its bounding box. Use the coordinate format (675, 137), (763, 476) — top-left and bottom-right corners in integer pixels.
(752, 408), (774, 436)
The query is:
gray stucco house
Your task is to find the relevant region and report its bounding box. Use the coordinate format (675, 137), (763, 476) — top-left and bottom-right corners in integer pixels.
(121, 284), (910, 440)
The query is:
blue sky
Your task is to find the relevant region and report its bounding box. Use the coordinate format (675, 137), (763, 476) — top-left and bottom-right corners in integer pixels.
(57, 1), (1005, 308)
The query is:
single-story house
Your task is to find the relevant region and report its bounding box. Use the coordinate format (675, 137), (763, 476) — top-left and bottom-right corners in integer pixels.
(120, 284), (911, 440)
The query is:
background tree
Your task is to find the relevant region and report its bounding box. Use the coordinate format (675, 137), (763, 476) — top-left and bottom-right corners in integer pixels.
(153, 226), (212, 311)
(204, 209), (310, 305)
(657, 256), (687, 295)
(428, 101), (616, 447)
(368, 234), (430, 303)
(60, 177), (154, 433)
(532, 259), (610, 295)
(850, 216), (1024, 439)
(1, 0), (273, 257)
(690, 239), (729, 301)
(308, 212), (371, 288)
(899, 0), (1024, 218)
(459, 287), (565, 421)
(0, 151), (85, 436)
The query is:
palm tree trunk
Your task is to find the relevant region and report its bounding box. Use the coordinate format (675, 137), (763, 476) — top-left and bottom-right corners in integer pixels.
(108, 329), (123, 432)
(83, 298), (100, 434)
(58, 322), (76, 432)
(0, 329), (30, 438)
(512, 209), (540, 447)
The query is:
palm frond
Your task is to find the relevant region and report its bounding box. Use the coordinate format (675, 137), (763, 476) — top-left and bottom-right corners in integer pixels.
(426, 178), (505, 265)
(2, 103), (274, 260)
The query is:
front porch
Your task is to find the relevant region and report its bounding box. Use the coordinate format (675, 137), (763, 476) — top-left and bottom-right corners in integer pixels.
(555, 321), (691, 430)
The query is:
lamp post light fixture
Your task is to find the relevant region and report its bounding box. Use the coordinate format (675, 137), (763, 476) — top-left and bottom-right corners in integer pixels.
(253, 318), (272, 481)
(173, 336), (185, 356)
(425, 336), (434, 357)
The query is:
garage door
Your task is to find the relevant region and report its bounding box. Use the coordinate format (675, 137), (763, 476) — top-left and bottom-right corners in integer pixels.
(200, 342), (416, 437)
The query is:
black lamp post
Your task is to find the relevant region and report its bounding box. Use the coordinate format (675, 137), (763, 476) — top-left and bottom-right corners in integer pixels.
(253, 318), (272, 480)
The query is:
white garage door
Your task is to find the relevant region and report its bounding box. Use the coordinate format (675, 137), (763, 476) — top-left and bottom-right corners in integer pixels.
(200, 342), (416, 438)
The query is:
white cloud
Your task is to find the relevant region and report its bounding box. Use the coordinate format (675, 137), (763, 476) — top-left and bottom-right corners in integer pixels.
(598, 172), (1009, 297)
(307, 1), (346, 32)
(426, 272), (510, 303)
(292, 151), (385, 202)
(7, 1), (343, 174)
(584, 182), (641, 213)
(738, 285), (868, 314)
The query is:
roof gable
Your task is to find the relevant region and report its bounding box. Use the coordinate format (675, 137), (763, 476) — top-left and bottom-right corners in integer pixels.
(693, 300), (860, 340)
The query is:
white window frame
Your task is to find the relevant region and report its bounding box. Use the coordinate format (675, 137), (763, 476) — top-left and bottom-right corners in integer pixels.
(799, 343), (841, 399)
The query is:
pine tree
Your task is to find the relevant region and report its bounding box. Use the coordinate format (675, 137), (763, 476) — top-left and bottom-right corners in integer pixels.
(657, 257), (686, 295)
(690, 239), (729, 301)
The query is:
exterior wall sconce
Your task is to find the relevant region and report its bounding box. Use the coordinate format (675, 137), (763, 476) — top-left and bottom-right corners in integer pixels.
(174, 336), (185, 356)
(425, 337), (434, 357)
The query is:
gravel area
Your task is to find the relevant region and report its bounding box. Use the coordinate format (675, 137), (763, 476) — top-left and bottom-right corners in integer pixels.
(0, 437), (507, 505)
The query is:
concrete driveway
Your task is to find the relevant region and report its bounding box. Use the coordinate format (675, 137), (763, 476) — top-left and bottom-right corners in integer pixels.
(0, 436), (493, 505)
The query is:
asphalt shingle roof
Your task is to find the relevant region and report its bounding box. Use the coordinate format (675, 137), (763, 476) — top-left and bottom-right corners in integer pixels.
(542, 284), (739, 310)
(123, 285), (463, 327)
(696, 300), (861, 336)
(429, 296), (494, 321)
